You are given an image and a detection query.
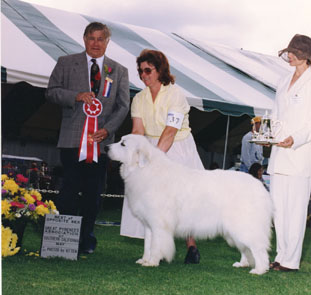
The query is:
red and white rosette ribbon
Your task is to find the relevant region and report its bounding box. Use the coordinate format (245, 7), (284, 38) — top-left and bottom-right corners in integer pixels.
(78, 98), (103, 163)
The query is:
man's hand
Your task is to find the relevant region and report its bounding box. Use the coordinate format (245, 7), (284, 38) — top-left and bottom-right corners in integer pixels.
(92, 128), (109, 142)
(277, 136), (294, 148)
(76, 92), (96, 105)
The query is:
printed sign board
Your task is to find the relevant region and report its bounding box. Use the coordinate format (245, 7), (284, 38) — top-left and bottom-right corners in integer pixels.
(41, 214), (82, 260)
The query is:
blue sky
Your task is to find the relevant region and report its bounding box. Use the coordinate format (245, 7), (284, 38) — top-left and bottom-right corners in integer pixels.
(22, 0), (311, 56)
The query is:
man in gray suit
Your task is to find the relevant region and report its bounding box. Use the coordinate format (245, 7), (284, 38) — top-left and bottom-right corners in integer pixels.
(46, 22), (130, 254)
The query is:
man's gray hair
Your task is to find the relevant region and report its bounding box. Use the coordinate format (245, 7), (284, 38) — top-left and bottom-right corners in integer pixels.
(83, 22), (111, 40)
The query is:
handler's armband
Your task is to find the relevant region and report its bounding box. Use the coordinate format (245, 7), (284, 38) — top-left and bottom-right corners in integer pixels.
(166, 111), (184, 130)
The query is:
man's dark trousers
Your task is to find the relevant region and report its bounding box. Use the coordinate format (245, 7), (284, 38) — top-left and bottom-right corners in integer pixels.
(57, 148), (108, 251)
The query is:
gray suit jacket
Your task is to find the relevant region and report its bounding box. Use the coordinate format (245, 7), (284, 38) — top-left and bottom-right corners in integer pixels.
(46, 52), (130, 150)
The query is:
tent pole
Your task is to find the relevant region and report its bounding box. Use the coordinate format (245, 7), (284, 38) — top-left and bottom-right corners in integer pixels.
(222, 115), (230, 169)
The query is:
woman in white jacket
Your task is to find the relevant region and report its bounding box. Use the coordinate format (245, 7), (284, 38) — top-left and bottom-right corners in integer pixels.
(268, 34), (311, 272)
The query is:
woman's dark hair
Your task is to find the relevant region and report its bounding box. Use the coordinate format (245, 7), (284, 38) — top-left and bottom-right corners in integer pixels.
(248, 162), (262, 179)
(136, 49), (175, 85)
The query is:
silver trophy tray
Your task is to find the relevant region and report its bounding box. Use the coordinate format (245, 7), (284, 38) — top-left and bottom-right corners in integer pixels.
(249, 139), (279, 145)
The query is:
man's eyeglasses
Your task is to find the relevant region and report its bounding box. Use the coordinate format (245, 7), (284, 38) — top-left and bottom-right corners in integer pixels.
(138, 67), (155, 75)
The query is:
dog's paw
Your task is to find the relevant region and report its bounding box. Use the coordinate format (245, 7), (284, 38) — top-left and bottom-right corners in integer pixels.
(249, 268), (267, 275)
(136, 258), (145, 265)
(233, 261), (249, 268)
(141, 260), (160, 267)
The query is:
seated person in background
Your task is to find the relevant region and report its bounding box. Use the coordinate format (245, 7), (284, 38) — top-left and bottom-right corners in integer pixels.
(40, 161), (48, 176)
(39, 161), (51, 189)
(240, 116), (264, 172)
(249, 162), (269, 191)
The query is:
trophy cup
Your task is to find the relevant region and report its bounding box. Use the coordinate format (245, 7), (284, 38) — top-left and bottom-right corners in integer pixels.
(259, 112), (271, 141)
(250, 111), (281, 144)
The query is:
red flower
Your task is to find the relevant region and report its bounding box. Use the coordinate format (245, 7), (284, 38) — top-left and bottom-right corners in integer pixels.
(10, 201), (25, 208)
(16, 174), (28, 183)
(36, 201), (47, 207)
(104, 65), (113, 75)
(32, 195), (38, 201)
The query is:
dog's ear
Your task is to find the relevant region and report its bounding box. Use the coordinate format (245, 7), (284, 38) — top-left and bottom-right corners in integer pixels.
(137, 149), (150, 168)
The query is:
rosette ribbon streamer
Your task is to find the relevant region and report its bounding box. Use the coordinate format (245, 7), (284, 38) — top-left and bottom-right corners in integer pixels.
(79, 99), (103, 163)
(79, 58), (103, 163)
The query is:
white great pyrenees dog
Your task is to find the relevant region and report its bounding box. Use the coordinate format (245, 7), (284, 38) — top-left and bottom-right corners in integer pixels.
(106, 134), (272, 275)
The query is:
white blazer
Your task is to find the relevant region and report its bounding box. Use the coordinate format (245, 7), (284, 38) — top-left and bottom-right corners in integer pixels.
(267, 66), (311, 177)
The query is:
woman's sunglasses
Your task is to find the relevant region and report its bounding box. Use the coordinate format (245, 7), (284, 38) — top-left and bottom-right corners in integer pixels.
(138, 67), (155, 75)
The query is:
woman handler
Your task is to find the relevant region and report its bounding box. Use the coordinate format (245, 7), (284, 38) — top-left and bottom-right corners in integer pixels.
(120, 49), (204, 264)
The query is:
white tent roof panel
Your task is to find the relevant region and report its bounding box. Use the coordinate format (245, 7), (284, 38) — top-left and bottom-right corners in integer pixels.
(1, 0), (291, 116)
(187, 38), (291, 89)
(1, 14), (55, 86)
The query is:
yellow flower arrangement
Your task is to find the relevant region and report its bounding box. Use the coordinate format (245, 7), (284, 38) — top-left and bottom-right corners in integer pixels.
(1, 174), (9, 181)
(45, 200), (57, 211)
(2, 199), (11, 215)
(29, 189), (42, 201)
(35, 204), (50, 216)
(2, 225), (20, 257)
(24, 194), (35, 204)
(2, 174), (59, 257)
(2, 179), (19, 195)
(1, 174), (58, 221)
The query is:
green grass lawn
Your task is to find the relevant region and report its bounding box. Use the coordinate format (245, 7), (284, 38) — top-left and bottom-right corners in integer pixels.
(2, 207), (311, 295)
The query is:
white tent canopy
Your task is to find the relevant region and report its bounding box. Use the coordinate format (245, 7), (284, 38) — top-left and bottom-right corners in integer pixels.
(1, 0), (291, 117)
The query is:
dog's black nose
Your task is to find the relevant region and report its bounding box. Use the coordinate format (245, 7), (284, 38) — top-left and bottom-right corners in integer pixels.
(104, 145), (110, 153)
